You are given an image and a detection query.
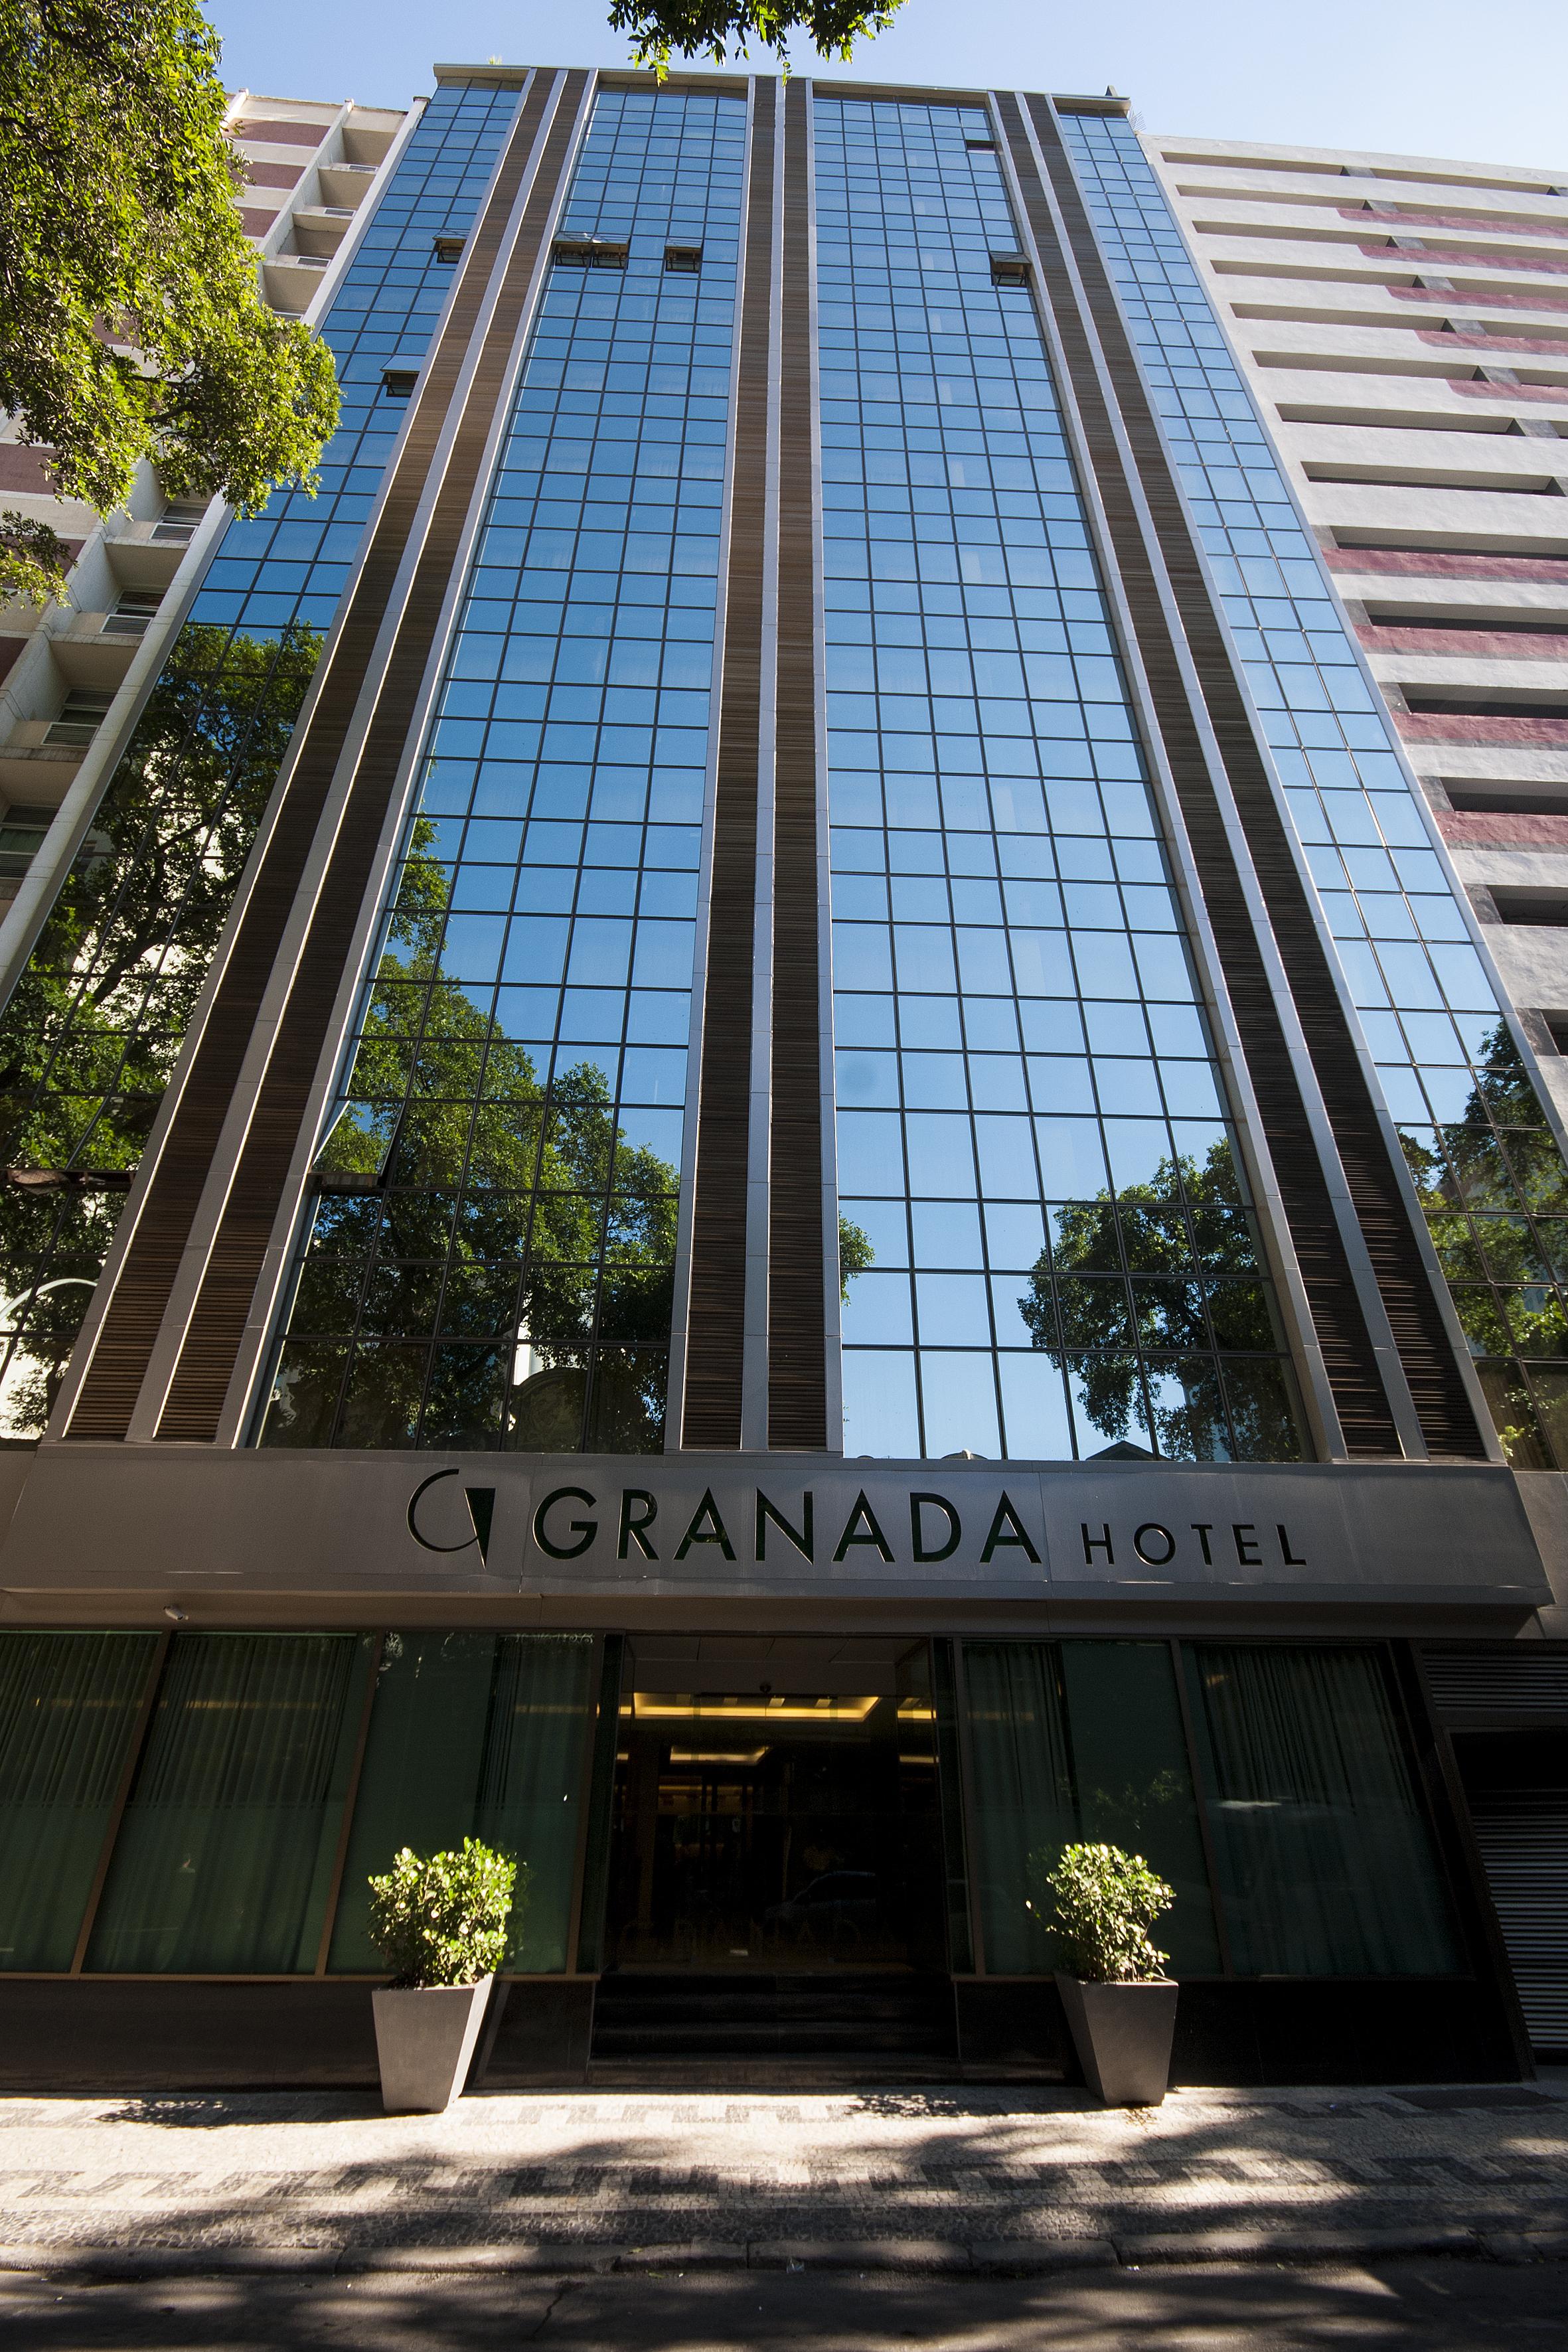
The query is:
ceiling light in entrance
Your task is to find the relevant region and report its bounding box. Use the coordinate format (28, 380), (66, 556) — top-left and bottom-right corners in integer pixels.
(668, 1749), (770, 1764)
(632, 1693), (881, 1723)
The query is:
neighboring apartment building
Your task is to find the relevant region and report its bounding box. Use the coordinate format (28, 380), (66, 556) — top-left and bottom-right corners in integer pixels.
(0, 68), (1563, 2096)
(0, 93), (407, 927)
(1152, 137), (1568, 1125)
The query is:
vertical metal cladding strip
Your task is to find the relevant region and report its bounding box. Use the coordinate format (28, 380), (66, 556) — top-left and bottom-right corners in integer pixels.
(993, 94), (1422, 1460)
(1022, 96), (1488, 1461)
(681, 77), (777, 1450)
(767, 78), (827, 1450)
(142, 74), (592, 1442)
(59, 70), (563, 1442)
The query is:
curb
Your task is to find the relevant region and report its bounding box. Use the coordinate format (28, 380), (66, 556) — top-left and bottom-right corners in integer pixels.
(3, 2229), (1567, 2279)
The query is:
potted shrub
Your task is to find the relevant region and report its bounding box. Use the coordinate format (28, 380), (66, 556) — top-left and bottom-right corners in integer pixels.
(1040, 1842), (1178, 2107)
(366, 1838), (518, 2113)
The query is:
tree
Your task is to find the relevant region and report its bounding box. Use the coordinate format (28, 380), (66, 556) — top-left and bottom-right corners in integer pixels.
(0, 0), (339, 607)
(269, 819), (683, 1450)
(838, 1213), (872, 1302)
(607, 0), (906, 78)
(1019, 1138), (1298, 1460)
(0, 620), (323, 1436)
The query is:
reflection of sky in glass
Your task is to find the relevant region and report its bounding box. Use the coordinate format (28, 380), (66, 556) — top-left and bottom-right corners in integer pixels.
(818, 96), (1304, 1467)
(1061, 111), (1568, 1470)
(0, 85), (518, 1442)
(260, 86), (745, 1456)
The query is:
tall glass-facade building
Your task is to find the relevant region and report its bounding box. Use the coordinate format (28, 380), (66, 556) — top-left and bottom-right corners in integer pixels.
(0, 68), (1561, 2091)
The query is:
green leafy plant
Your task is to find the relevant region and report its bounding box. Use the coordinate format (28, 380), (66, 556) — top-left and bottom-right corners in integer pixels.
(1037, 1842), (1174, 1983)
(1, 0), (339, 607)
(607, 0), (905, 80)
(366, 1840), (521, 1988)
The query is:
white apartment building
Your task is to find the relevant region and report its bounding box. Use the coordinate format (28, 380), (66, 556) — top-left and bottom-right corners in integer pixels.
(1152, 134), (1568, 1121)
(0, 93), (407, 928)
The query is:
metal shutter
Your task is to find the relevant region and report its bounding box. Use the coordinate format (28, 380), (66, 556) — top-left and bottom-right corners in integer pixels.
(1465, 1790), (1568, 2053)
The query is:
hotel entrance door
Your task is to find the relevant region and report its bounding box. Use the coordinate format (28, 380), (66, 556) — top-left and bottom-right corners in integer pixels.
(602, 1637), (949, 1971)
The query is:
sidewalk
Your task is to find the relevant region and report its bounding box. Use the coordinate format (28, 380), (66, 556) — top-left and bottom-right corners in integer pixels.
(1, 2078), (1565, 2276)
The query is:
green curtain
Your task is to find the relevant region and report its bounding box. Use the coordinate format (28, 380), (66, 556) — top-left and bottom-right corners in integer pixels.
(1187, 1644), (1462, 1976)
(476, 1636), (596, 1972)
(0, 1632), (159, 1971)
(963, 1643), (1075, 1974)
(1059, 1642), (1221, 1974)
(329, 1632), (595, 1973)
(86, 1634), (366, 1974)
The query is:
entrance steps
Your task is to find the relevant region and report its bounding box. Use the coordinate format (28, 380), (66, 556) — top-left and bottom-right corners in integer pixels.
(589, 1970), (958, 2076)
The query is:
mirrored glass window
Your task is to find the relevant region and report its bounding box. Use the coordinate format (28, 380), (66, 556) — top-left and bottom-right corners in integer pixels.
(260, 86), (747, 1452)
(817, 96), (1304, 1464)
(1063, 110), (1568, 1468)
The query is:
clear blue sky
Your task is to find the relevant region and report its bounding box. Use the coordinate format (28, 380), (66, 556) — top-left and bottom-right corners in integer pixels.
(210, 0), (1567, 175)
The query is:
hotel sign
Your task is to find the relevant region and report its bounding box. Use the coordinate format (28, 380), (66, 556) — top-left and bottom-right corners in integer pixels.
(0, 1445), (1549, 1614)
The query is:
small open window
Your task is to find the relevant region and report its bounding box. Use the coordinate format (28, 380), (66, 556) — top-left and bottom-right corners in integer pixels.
(551, 237), (629, 270)
(432, 235), (465, 262)
(989, 251), (1031, 287)
(100, 591), (161, 638)
(45, 690), (114, 747)
(381, 366), (418, 401)
(151, 499), (208, 544)
(965, 137), (996, 151)
(664, 242), (703, 274)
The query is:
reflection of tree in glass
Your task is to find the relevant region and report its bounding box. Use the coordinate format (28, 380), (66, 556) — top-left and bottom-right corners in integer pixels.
(0, 621), (324, 1436)
(837, 1214), (873, 1303)
(1018, 1138), (1294, 1459)
(287, 815), (682, 1448)
(1401, 1022), (1568, 1366)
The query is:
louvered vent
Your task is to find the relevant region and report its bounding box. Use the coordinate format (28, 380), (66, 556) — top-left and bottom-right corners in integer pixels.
(1466, 1790), (1568, 2051)
(1424, 1650), (1568, 1726)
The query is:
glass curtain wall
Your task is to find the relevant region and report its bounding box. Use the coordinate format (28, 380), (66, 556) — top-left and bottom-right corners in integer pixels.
(260, 84), (746, 1453)
(816, 96), (1303, 1463)
(0, 84), (521, 1441)
(0, 1631), (159, 1970)
(1061, 111), (1568, 1468)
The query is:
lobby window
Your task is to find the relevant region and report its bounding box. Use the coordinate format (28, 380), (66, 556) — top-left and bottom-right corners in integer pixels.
(816, 96), (1305, 1464)
(959, 1636), (1460, 1980)
(327, 1632), (596, 1975)
(84, 1634), (369, 1976)
(0, 1631), (160, 1972)
(259, 86), (746, 1454)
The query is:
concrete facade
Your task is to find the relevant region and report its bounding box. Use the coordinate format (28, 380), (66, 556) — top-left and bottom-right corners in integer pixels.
(1150, 133), (1568, 1125)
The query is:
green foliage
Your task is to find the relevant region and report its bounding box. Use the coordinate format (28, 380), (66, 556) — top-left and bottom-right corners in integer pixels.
(1016, 1137), (1298, 1459)
(0, 512), (73, 611)
(607, 0), (905, 78)
(366, 1838), (521, 1988)
(838, 1212), (874, 1303)
(0, 0), (339, 605)
(1403, 1029), (1568, 1345)
(1034, 1841), (1174, 1984)
(264, 812), (683, 1449)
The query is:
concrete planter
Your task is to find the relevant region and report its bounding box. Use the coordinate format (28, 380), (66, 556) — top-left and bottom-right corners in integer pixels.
(372, 1975), (494, 2113)
(1055, 1973), (1178, 2106)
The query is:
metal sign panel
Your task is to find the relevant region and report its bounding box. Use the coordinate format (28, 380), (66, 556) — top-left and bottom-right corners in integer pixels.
(0, 1447), (1549, 1611)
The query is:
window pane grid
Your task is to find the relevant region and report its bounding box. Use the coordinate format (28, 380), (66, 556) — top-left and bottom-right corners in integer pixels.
(818, 95), (1304, 1464)
(260, 86), (746, 1455)
(1062, 110), (1568, 1469)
